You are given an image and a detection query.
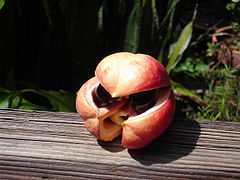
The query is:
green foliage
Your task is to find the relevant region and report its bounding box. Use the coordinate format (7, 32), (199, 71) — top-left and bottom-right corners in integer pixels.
(164, 4), (204, 104)
(171, 80), (205, 105)
(206, 42), (220, 57)
(0, 0), (204, 113)
(41, 0), (53, 25)
(230, 37), (240, 51)
(98, 0), (183, 58)
(197, 65), (240, 122)
(173, 57), (209, 79)
(0, 0), (4, 10)
(156, 0), (180, 62)
(0, 87), (76, 112)
(166, 18), (194, 73)
(226, 0), (240, 32)
(123, 0), (142, 53)
(98, 0), (202, 104)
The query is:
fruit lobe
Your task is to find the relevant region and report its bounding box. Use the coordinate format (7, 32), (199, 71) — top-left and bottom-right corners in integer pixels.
(76, 77), (126, 141)
(122, 88), (175, 149)
(95, 52), (170, 97)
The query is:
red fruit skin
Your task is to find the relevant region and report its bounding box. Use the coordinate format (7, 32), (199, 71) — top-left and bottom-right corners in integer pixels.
(95, 52), (170, 97)
(122, 90), (175, 149)
(76, 52), (176, 149)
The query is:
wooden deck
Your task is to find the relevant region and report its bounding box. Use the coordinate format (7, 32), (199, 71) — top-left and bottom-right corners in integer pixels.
(0, 108), (240, 179)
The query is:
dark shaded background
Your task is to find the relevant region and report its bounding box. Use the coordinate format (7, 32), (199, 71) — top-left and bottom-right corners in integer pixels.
(0, 0), (230, 92)
(1, 0), (101, 92)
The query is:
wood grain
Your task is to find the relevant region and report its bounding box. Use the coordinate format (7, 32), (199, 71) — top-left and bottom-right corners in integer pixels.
(0, 108), (240, 179)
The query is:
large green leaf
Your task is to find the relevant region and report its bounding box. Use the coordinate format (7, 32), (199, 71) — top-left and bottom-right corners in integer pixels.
(0, 90), (22, 109)
(0, 87), (19, 108)
(171, 80), (205, 105)
(123, 0), (142, 53)
(44, 90), (76, 112)
(21, 89), (76, 112)
(0, 93), (11, 108)
(166, 19), (194, 73)
(0, 0), (4, 10)
(18, 98), (51, 111)
(0, 87), (76, 112)
(8, 91), (22, 109)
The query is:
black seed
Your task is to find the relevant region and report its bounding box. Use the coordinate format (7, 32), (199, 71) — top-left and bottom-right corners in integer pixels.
(121, 115), (129, 120)
(95, 84), (111, 102)
(94, 84), (118, 106)
(130, 90), (155, 114)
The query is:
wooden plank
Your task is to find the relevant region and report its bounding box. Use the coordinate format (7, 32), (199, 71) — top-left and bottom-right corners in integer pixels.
(0, 108), (240, 179)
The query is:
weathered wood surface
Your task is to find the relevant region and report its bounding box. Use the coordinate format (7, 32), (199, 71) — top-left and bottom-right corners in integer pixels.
(0, 108), (240, 179)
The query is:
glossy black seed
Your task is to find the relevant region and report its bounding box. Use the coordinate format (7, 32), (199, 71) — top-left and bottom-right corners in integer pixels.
(130, 90), (155, 114)
(121, 115), (129, 120)
(94, 84), (118, 106)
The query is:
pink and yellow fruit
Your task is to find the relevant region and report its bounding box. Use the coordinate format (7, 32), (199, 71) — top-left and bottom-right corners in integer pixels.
(76, 52), (175, 149)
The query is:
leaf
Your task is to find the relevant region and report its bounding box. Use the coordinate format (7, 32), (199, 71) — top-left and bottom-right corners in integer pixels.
(0, 0), (4, 10)
(97, 3), (104, 32)
(0, 89), (22, 108)
(19, 98), (50, 111)
(171, 80), (205, 105)
(195, 61), (209, 74)
(119, 0), (126, 18)
(166, 19), (194, 73)
(151, 0), (159, 30)
(157, 7), (176, 63)
(0, 93), (11, 108)
(173, 57), (209, 78)
(44, 90), (76, 112)
(0, 90), (21, 109)
(159, 0), (180, 29)
(0, 86), (9, 93)
(41, 0), (52, 25)
(22, 89), (76, 112)
(123, 0), (142, 53)
(0, 87), (76, 112)
(20, 89), (76, 112)
(166, 4), (198, 73)
(8, 91), (22, 109)
(58, 0), (68, 15)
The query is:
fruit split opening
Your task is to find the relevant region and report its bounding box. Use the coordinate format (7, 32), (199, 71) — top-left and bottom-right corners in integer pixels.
(93, 83), (157, 126)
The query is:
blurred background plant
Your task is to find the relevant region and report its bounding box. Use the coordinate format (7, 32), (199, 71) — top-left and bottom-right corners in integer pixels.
(0, 0), (239, 121)
(196, 65), (240, 121)
(226, 0), (240, 32)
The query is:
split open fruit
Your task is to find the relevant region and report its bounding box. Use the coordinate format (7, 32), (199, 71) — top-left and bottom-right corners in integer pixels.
(76, 52), (175, 149)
